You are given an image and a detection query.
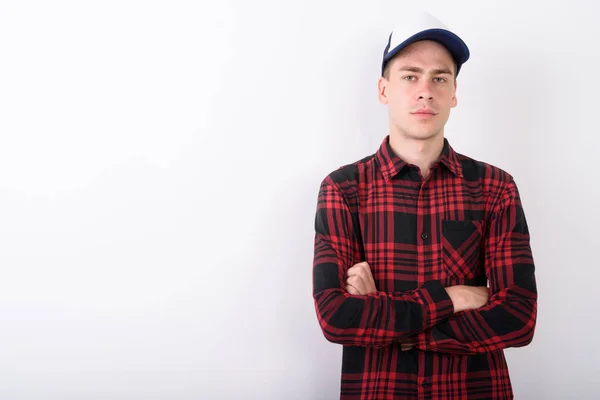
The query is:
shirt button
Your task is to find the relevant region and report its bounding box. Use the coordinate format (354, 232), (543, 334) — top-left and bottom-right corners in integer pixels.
(422, 380), (430, 388)
(421, 233), (428, 240)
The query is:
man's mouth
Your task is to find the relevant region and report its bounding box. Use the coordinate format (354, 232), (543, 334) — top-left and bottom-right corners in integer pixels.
(412, 108), (436, 115)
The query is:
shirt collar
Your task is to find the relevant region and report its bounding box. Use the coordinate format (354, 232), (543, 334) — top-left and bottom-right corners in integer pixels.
(375, 135), (463, 181)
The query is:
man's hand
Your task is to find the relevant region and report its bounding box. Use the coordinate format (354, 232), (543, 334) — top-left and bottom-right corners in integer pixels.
(445, 285), (489, 313)
(400, 342), (415, 351)
(345, 261), (377, 295)
(401, 286), (489, 351)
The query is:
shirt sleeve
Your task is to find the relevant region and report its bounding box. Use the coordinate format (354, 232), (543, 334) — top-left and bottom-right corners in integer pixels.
(312, 177), (454, 348)
(410, 178), (538, 354)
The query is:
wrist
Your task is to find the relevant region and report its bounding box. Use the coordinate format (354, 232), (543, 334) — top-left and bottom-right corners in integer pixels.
(445, 286), (467, 313)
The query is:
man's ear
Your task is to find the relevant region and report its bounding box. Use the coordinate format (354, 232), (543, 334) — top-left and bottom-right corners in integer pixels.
(451, 80), (458, 108)
(378, 76), (388, 105)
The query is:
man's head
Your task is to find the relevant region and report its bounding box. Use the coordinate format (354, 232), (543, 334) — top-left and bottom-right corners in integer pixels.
(378, 13), (469, 141)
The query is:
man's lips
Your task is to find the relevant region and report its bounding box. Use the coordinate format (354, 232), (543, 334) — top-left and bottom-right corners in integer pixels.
(412, 108), (437, 115)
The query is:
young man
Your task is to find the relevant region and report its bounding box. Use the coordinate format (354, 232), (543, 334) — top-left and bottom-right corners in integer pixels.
(312, 12), (537, 399)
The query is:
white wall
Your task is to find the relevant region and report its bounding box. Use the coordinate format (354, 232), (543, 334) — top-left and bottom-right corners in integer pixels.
(0, 1), (598, 399)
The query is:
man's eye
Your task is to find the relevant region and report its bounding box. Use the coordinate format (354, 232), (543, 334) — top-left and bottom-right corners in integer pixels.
(404, 76), (416, 81)
(433, 77), (446, 83)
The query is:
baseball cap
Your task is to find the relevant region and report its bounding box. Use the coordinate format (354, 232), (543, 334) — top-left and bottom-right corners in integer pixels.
(381, 12), (470, 77)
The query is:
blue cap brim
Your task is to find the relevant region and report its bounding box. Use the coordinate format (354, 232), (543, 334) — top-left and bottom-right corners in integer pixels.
(382, 28), (470, 76)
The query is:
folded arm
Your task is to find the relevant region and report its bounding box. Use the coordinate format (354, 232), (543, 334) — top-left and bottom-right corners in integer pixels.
(312, 178), (481, 348)
(409, 178), (538, 354)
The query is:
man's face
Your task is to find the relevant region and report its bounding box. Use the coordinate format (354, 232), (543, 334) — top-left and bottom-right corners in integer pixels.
(378, 40), (458, 141)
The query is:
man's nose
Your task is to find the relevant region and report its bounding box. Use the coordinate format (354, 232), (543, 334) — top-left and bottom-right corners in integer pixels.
(417, 80), (434, 100)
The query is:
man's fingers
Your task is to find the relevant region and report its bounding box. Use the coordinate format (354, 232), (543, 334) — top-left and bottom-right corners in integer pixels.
(346, 276), (364, 294)
(347, 261), (371, 277)
(346, 284), (360, 295)
(346, 262), (378, 295)
(401, 343), (414, 351)
(346, 265), (359, 277)
(346, 275), (360, 286)
(400, 339), (416, 351)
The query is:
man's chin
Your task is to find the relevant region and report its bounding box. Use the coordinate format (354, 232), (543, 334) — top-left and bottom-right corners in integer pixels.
(403, 130), (442, 141)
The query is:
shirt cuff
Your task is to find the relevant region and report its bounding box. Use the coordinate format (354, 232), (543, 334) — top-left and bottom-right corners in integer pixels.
(416, 281), (454, 330)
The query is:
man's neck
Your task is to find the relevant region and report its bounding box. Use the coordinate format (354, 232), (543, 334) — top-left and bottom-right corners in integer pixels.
(388, 131), (445, 180)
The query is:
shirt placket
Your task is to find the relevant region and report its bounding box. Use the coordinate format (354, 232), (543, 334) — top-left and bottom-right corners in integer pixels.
(417, 175), (434, 399)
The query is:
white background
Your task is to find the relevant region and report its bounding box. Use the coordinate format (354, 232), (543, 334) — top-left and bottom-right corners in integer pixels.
(0, 1), (598, 399)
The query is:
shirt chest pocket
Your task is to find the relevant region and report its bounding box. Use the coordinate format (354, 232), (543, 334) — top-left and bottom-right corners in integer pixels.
(441, 220), (484, 280)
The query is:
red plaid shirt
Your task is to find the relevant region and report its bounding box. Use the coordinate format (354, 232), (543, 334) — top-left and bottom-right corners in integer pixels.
(312, 136), (537, 399)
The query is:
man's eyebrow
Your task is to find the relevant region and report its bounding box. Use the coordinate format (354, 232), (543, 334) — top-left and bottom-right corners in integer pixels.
(397, 65), (453, 75)
(431, 68), (453, 75)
